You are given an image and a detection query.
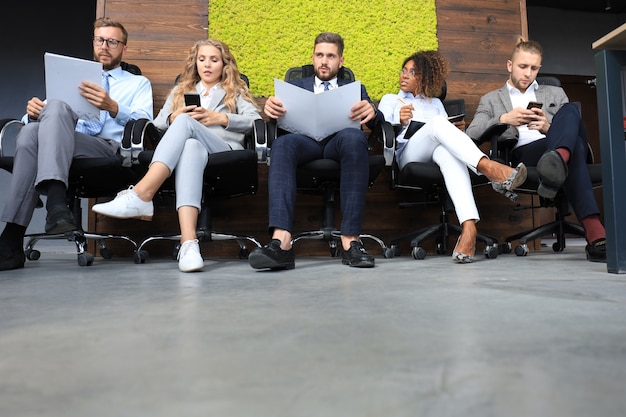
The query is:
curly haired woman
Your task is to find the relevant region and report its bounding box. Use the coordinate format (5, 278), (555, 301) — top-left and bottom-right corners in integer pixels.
(378, 51), (526, 263)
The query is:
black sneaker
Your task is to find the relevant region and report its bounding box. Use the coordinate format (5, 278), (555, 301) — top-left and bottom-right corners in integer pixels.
(0, 239), (25, 271)
(586, 238), (606, 263)
(45, 206), (77, 235)
(341, 241), (375, 268)
(248, 239), (295, 270)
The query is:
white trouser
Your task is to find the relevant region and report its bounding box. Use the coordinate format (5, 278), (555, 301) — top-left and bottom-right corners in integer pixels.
(397, 115), (486, 224)
(151, 114), (231, 210)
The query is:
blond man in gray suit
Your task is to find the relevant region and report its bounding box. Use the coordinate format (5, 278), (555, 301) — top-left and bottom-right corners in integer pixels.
(467, 39), (606, 263)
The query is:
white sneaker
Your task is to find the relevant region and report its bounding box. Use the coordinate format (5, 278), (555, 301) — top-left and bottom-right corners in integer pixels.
(178, 239), (204, 272)
(92, 186), (154, 221)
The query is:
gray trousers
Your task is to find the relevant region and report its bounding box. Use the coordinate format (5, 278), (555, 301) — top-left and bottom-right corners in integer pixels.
(150, 114), (231, 210)
(1, 100), (117, 227)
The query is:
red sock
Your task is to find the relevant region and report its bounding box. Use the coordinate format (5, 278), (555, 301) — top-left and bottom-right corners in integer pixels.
(556, 147), (570, 164)
(581, 215), (605, 244)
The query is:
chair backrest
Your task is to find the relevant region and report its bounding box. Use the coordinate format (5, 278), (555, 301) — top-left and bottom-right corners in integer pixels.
(285, 64), (355, 82)
(536, 75), (561, 87)
(443, 98), (465, 118)
(121, 62), (142, 75)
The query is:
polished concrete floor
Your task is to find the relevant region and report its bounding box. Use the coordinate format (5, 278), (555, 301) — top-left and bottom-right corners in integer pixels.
(1, 238), (625, 417)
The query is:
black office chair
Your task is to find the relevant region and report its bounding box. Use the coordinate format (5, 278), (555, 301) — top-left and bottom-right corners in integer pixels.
(379, 96), (501, 260)
(0, 62), (150, 266)
(0, 119), (146, 266)
(131, 75), (265, 264)
(484, 76), (603, 256)
(265, 64), (393, 258)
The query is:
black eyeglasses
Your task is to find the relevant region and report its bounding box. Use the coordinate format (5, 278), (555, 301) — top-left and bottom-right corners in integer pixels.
(93, 36), (125, 49)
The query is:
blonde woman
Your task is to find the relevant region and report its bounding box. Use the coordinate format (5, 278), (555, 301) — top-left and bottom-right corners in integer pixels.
(93, 39), (261, 272)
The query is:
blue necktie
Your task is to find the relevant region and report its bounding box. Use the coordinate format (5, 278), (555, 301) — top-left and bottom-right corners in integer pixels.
(322, 81), (330, 91)
(76, 71), (109, 135)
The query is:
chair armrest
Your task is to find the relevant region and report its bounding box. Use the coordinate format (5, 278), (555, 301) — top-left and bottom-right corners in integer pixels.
(251, 118), (268, 163)
(380, 122), (397, 166)
(0, 119), (24, 157)
(367, 121), (397, 167)
(120, 118), (162, 167)
(259, 119), (280, 165)
(471, 122), (516, 164)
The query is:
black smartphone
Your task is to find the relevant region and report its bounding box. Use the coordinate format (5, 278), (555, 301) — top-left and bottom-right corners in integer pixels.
(404, 120), (426, 139)
(184, 93), (201, 107)
(527, 101), (543, 110)
(447, 113), (465, 123)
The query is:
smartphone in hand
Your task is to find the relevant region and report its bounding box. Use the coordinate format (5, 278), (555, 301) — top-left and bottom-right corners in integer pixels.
(184, 93), (201, 108)
(527, 101), (543, 110)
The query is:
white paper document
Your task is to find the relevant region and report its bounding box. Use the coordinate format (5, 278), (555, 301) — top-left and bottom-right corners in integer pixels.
(44, 52), (103, 121)
(274, 79), (361, 141)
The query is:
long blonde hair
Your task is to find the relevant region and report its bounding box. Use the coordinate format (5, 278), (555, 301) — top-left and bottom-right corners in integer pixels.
(171, 39), (259, 113)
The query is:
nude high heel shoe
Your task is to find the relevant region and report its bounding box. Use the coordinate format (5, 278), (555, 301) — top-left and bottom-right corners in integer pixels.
(451, 236), (475, 264)
(491, 162), (527, 202)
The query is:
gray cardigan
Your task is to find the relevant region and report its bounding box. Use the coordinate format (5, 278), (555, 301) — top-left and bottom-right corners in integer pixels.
(153, 82), (260, 150)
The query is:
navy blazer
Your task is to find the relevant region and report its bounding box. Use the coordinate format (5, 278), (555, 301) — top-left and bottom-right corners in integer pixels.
(289, 75), (384, 131)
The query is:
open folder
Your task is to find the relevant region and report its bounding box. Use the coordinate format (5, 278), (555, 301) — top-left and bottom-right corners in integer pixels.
(274, 79), (361, 141)
(44, 52), (102, 121)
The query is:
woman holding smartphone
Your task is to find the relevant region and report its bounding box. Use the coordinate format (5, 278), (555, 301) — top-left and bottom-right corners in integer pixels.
(93, 39), (261, 272)
(378, 50), (527, 263)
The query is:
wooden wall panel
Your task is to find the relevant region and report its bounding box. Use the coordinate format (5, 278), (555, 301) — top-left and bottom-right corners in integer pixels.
(97, 0), (208, 111)
(93, 0), (543, 260)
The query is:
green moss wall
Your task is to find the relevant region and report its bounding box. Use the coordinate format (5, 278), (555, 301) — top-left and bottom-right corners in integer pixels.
(209, 0), (437, 101)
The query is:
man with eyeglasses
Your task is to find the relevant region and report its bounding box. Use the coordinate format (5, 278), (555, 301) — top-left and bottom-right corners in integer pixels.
(0, 17), (153, 271)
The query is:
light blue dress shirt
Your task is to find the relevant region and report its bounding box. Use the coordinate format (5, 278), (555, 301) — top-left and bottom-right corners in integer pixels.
(23, 65), (153, 144)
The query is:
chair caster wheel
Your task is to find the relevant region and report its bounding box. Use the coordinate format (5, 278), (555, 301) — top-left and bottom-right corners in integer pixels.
(383, 247), (395, 259)
(134, 250), (148, 264)
(172, 245), (180, 261)
(390, 245), (401, 257)
(78, 253), (94, 266)
(514, 244), (529, 256)
(552, 242), (564, 252)
(100, 248), (113, 259)
(239, 248), (250, 259)
(412, 246), (426, 260)
(499, 243), (512, 254)
(484, 245), (499, 259)
(25, 249), (41, 261)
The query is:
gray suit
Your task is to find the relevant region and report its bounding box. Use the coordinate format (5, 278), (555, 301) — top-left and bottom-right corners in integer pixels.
(466, 83), (568, 142)
(153, 83), (259, 151)
(467, 82), (599, 221)
(150, 83), (261, 210)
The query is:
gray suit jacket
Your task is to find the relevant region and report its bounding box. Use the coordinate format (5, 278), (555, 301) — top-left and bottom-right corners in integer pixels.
(466, 82), (569, 142)
(153, 82), (260, 150)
